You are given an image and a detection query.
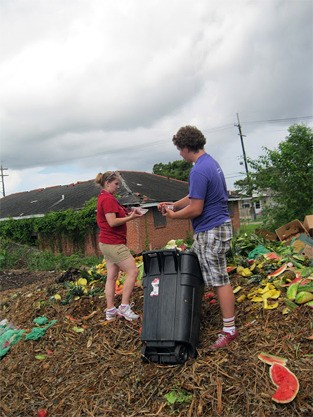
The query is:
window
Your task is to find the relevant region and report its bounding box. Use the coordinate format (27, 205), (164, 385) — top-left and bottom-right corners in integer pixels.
(255, 200), (261, 209)
(153, 207), (166, 227)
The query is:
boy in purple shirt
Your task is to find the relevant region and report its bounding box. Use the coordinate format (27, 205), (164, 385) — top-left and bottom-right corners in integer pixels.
(158, 125), (238, 349)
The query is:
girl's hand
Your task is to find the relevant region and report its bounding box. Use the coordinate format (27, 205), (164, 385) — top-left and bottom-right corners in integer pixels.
(129, 209), (144, 219)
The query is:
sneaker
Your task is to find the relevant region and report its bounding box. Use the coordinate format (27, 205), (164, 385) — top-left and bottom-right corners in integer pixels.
(209, 330), (238, 349)
(105, 307), (117, 321)
(117, 303), (139, 321)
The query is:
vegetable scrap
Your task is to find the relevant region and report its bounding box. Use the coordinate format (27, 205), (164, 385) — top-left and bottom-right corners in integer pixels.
(25, 319), (57, 341)
(0, 232), (312, 416)
(0, 322), (25, 359)
(269, 363), (300, 404)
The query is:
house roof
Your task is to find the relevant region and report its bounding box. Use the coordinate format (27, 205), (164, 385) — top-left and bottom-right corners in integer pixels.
(0, 171), (242, 220)
(0, 171), (189, 220)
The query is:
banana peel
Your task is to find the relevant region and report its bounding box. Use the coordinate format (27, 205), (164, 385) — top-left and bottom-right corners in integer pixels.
(76, 278), (88, 287)
(261, 289), (280, 299)
(282, 307), (291, 315)
(257, 283), (275, 294)
(249, 262), (256, 272)
(252, 296), (264, 302)
(236, 266), (252, 277)
(233, 286), (242, 294)
(237, 294), (246, 303)
(249, 283), (280, 307)
(241, 268), (252, 277)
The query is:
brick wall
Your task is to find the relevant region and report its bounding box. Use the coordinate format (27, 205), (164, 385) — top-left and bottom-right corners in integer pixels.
(38, 201), (240, 256)
(230, 202), (240, 232)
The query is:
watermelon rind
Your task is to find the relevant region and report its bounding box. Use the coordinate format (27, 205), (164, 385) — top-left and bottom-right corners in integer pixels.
(298, 283), (313, 293)
(294, 291), (313, 304)
(267, 264), (287, 278)
(286, 282), (300, 301)
(269, 363), (299, 404)
(258, 352), (288, 366)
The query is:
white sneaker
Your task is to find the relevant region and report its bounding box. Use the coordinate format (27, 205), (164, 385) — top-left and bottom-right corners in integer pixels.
(105, 307), (117, 321)
(117, 303), (139, 321)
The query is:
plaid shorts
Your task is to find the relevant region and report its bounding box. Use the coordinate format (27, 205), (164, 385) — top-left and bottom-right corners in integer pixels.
(191, 221), (233, 287)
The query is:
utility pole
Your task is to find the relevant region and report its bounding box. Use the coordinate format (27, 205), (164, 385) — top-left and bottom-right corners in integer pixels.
(0, 165), (8, 197)
(234, 114), (256, 220)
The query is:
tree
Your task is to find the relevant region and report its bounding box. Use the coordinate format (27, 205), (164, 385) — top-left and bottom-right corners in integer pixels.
(152, 160), (192, 181)
(236, 124), (313, 229)
(233, 177), (250, 196)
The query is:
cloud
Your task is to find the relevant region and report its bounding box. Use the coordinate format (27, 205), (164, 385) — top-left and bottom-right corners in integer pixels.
(0, 0), (312, 195)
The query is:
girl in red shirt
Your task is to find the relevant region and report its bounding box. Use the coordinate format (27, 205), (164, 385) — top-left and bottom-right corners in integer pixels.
(95, 171), (144, 321)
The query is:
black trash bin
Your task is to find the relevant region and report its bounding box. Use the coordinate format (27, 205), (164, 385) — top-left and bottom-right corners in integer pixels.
(141, 249), (204, 364)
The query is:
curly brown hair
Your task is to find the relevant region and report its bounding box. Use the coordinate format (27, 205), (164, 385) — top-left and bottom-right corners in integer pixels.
(172, 125), (206, 152)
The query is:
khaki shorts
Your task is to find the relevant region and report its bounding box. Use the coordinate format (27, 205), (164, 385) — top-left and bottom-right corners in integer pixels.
(99, 243), (132, 264)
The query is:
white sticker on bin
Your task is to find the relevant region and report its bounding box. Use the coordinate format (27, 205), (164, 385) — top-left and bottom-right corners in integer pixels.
(150, 278), (159, 297)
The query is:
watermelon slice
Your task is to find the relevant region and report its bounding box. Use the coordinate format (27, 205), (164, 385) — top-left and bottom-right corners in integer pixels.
(269, 363), (299, 404)
(258, 352), (288, 366)
(281, 276), (302, 287)
(267, 264), (287, 278)
(263, 252), (280, 260)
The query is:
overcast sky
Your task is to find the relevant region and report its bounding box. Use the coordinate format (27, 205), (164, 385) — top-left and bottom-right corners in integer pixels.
(0, 0), (312, 197)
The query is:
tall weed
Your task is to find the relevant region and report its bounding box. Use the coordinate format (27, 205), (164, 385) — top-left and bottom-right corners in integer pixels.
(0, 238), (101, 271)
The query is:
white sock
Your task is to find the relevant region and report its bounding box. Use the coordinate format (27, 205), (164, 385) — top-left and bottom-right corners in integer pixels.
(223, 316), (236, 334)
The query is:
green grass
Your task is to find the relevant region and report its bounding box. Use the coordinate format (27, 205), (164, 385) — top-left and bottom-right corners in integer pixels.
(239, 222), (261, 234)
(0, 239), (102, 271)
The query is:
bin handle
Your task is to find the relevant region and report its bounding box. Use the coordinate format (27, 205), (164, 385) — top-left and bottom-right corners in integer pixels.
(161, 249), (179, 272)
(143, 252), (162, 275)
(143, 249), (181, 274)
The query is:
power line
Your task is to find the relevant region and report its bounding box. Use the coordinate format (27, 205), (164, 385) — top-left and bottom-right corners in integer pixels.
(225, 174), (244, 179)
(241, 115), (313, 125)
(203, 115), (312, 133)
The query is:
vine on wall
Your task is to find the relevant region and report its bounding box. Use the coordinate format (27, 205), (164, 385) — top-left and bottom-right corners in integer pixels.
(0, 198), (98, 251)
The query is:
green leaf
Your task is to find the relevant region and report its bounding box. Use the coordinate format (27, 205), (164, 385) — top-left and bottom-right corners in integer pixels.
(35, 354), (47, 360)
(164, 389), (192, 405)
(72, 326), (85, 333)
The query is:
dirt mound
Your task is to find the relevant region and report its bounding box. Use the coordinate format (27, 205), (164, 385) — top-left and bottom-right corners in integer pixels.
(0, 270), (59, 291)
(0, 271), (312, 416)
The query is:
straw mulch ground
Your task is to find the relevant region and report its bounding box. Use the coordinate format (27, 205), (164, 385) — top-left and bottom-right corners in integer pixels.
(0, 270), (312, 417)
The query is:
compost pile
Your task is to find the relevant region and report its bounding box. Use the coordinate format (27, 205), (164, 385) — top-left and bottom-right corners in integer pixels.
(0, 236), (312, 417)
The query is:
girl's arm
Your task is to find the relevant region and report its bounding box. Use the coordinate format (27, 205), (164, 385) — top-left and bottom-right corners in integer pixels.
(105, 210), (143, 227)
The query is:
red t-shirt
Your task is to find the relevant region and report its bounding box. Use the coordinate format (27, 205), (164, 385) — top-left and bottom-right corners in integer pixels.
(97, 190), (127, 244)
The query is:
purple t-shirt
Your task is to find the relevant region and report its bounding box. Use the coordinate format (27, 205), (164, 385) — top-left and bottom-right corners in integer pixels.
(189, 153), (230, 233)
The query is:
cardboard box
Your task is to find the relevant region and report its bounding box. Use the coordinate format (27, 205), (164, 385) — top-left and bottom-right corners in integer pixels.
(291, 234), (313, 259)
(255, 228), (278, 241)
(275, 219), (309, 242)
(303, 215), (313, 237)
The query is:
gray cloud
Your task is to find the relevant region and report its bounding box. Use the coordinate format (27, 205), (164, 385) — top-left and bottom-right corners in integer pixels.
(0, 0), (312, 195)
